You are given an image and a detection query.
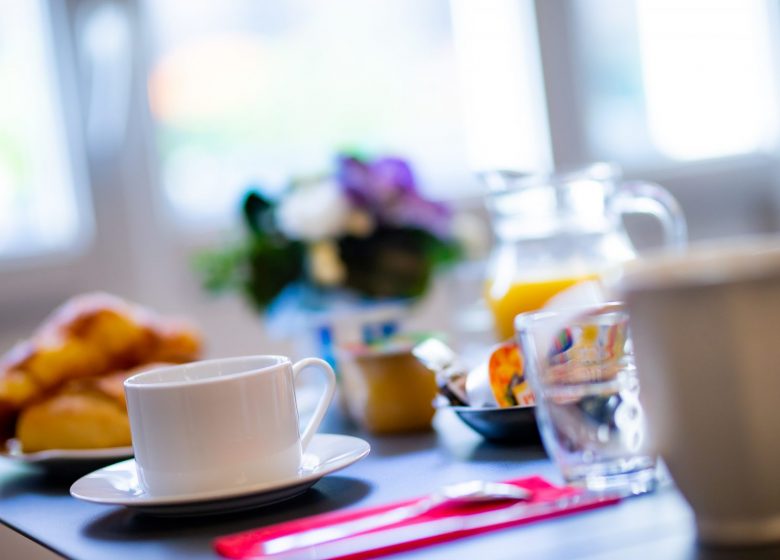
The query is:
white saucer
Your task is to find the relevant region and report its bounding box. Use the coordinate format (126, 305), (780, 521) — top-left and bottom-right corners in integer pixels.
(1, 439), (133, 473)
(70, 434), (370, 516)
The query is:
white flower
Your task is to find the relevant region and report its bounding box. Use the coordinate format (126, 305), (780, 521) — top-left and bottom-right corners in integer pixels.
(452, 211), (491, 259)
(276, 180), (352, 241)
(309, 240), (346, 286)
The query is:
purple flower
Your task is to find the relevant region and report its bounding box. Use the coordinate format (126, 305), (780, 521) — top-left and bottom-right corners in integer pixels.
(370, 157), (418, 200)
(337, 156), (374, 206)
(385, 194), (452, 238)
(335, 154), (452, 237)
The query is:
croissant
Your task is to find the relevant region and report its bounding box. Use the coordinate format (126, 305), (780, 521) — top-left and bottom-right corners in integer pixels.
(0, 293), (202, 450)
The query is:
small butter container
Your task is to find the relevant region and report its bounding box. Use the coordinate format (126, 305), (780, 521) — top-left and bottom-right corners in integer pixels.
(336, 341), (438, 434)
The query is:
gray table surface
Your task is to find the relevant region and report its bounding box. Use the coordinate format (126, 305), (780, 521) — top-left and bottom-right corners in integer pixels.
(1, 408), (779, 560)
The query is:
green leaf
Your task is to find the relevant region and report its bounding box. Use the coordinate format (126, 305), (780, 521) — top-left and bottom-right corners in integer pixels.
(242, 190), (273, 235)
(193, 243), (250, 294)
(242, 237), (306, 309)
(193, 234), (306, 311)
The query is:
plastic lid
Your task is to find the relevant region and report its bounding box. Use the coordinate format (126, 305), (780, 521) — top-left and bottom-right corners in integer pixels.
(619, 235), (780, 293)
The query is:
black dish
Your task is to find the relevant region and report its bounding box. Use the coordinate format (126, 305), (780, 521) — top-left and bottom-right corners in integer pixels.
(451, 405), (541, 445)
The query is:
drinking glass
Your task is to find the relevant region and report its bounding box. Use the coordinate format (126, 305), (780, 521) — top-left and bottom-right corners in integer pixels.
(516, 302), (657, 495)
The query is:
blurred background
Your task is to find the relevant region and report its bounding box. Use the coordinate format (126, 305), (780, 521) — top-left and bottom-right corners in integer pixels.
(1, 0), (779, 357)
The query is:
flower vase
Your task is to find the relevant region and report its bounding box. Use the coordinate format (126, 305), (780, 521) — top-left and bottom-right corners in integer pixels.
(307, 300), (440, 434)
(303, 302), (404, 369)
(266, 289), (425, 430)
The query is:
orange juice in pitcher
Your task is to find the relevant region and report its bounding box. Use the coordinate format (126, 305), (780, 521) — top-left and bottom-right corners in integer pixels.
(485, 274), (599, 340)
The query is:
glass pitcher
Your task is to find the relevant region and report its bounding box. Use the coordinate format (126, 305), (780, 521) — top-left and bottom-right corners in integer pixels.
(482, 162), (687, 340)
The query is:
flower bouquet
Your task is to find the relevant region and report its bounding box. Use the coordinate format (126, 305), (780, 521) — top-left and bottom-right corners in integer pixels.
(196, 154), (461, 313)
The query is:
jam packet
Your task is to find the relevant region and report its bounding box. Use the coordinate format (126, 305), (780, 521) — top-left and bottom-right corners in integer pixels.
(488, 342), (535, 408)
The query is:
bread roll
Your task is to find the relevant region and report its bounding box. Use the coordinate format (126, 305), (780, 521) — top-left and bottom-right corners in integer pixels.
(17, 392), (132, 452)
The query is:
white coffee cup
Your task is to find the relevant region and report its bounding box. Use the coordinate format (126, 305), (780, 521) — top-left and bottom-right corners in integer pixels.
(124, 355), (336, 497)
(620, 236), (780, 545)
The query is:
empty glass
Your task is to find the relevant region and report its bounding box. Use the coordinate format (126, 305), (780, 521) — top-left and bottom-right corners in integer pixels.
(516, 302), (657, 496)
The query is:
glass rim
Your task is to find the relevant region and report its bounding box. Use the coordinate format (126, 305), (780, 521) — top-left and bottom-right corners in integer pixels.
(479, 161), (622, 191)
(514, 300), (626, 334)
(124, 355), (290, 389)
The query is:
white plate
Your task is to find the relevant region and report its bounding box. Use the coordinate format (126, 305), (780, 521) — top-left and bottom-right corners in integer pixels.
(1, 439), (133, 472)
(70, 433), (370, 516)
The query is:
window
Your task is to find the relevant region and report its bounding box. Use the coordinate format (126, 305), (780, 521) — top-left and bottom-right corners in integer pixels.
(2, 0), (780, 300)
(0, 0), (90, 261)
(143, 0), (483, 226)
(637, 0), (776, 160)
(450, 0), (551, 173)
(572, 0), (778, 164)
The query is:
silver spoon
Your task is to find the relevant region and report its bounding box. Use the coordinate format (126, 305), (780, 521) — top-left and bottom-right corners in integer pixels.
(259, 480), (533, 556)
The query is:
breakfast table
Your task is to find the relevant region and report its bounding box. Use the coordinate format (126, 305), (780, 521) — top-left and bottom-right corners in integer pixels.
(0, 408), (776, 560)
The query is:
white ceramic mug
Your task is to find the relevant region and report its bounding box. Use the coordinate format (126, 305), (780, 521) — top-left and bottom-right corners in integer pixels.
(620, 236), (780, 545)
(124, 355), (336, 497)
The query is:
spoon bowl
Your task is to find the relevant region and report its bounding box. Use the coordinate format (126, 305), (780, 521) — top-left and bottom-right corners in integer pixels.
(433, 480), (532, 505)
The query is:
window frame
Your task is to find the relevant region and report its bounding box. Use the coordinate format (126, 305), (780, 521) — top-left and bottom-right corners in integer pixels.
(537, 0), (780, 170)
(535, 0), (780, 244)
(0, 0), (95, 312)
(0, 0), (158, 314)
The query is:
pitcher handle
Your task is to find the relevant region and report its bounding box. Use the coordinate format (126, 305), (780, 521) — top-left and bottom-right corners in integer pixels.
(292, 358), (337, 451)
(613, 180), (688, 251)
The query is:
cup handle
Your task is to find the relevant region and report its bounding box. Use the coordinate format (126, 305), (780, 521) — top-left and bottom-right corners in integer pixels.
(292, 357), (337, 451)
(613, 180), (688, 252)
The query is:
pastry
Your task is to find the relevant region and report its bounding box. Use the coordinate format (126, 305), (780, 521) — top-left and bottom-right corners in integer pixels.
(15, 365), (165, 452)
(16, 377), (133, 452)
(0, 293), (202, 450)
